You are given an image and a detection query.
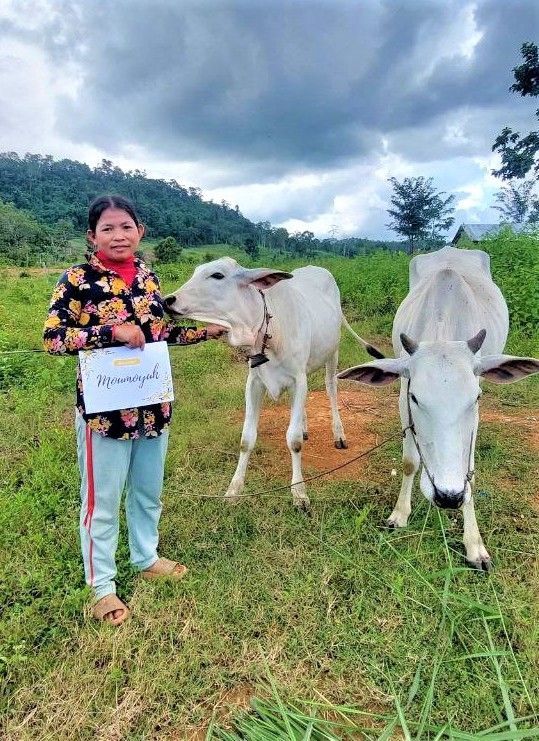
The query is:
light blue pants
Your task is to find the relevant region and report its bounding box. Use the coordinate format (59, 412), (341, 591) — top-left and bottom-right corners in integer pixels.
(75, 413), (169, 599)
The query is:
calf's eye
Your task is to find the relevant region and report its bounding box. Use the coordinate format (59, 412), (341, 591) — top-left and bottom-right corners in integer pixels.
(410, 393), (419, 405)
(210, 272), (225, 280)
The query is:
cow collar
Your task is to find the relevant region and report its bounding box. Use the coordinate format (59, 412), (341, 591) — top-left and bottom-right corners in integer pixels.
(249, 290), (273, 368)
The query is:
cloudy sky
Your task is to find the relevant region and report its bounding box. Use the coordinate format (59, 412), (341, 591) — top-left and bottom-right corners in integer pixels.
(0, 0), (537, 239)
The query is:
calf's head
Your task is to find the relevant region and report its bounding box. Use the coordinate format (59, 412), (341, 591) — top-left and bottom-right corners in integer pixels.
(164, 257), (292, 347)
(338, 330), (539, 508)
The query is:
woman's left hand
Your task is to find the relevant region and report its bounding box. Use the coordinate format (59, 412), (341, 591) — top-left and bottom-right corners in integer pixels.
(206, 324), (227, 339)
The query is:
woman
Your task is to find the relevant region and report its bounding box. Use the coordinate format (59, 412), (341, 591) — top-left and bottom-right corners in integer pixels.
(44, 195), (223, 625)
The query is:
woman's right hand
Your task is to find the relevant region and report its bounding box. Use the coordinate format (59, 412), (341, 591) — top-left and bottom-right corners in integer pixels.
(113, 324), (146, 349)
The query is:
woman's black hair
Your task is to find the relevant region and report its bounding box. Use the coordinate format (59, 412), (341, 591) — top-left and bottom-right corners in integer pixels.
(88, 195), (140, 232)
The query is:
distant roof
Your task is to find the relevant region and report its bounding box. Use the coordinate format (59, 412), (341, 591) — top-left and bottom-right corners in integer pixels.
(451, 223), (528, 243)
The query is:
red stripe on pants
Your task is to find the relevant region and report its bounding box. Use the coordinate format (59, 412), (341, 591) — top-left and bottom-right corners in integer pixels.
(84, 424), (95, 585)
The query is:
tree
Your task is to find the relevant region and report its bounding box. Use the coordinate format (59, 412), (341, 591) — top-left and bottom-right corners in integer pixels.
(386, 176), (455, 254)
(493, 179), (539, 223)
(288, 230), (318, 256)
(154, 236), (182, 263)
(0, 199), (69, 265)
(255, 221), (271, 248)
(243, 236), (260, 260)
(492, 42), (539, 180)
(267, 227), (289, 252)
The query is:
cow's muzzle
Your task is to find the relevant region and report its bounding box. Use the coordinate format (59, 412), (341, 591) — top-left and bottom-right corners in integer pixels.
(164, 295), (182, 315)
(433, 487), (465, 510)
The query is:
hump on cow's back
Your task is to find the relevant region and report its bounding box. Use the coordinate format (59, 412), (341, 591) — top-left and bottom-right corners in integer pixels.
(409, 245), (492, 290)
(291, 265), (338, 289)
(288, 265), (341, 304)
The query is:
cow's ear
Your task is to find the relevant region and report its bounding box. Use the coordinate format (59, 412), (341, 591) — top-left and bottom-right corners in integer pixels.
(238, 268), (293, 289)
(338, 358), (408, 386)
(476, 355), (539, 384)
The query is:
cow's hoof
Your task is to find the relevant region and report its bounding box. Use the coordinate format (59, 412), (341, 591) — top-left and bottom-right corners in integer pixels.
(466, 556), (493, 572)
(294, 499), (312, 516)
(385, 513), (409, 529)
(303, 431), (309, 440)
(224, 492), (242, 506)
(334, 438), (348, 449)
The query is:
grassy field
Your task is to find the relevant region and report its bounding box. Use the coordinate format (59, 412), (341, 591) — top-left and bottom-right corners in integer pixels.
(0, 236), (538, 739)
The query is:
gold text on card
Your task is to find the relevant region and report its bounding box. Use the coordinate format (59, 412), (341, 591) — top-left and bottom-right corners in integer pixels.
(113, 358), (142, 367)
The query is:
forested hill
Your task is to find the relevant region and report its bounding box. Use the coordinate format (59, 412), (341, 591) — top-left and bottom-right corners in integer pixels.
(0, 152), (411, 259)
(0, 152), (259, 245)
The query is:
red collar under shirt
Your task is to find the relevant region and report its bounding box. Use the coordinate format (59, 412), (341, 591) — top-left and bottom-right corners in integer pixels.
(96, 251), (137, 287)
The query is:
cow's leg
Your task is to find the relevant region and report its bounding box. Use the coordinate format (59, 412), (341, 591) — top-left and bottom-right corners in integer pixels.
(325, 349), (347, 449)
(462, 496), (491, 571)
(387, 383), (419, 528)
(387, 428), (419, 527)
(287, 374), (310, 511)
(461, 419), (490, 569)
(225, 373), (265, 504)
(302, 410), (308, 440)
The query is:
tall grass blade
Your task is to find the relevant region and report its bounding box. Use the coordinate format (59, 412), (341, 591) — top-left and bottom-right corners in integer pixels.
(481, 610), (517, 733)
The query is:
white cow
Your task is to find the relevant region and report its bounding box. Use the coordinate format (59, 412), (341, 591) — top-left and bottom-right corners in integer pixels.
(338, 245), (539, 569)
(165, 257), (381, 510)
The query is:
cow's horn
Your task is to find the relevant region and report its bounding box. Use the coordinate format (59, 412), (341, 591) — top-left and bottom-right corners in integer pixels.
(400, 333), (418, 355)
(467, 328), (487, 354)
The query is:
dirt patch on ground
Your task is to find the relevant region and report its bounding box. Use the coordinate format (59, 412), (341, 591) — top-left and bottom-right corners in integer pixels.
(252, 388), (539, 483)
(481, 407), (539, 453)
(257, 387), (398, 482)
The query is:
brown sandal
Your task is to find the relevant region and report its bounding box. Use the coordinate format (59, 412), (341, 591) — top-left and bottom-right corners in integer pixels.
(141, 557), (188, 581)
(92, 594), (130, 626)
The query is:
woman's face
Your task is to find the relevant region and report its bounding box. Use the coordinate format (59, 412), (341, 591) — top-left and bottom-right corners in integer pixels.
(87, 207), (145, 262)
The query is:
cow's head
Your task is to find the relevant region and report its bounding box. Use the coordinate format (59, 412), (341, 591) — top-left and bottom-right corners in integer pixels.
(164, 257), (293, 347)
(338, 330), (539, 509)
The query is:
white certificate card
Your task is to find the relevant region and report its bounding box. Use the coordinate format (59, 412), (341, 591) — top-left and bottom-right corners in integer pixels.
(79, 341), (174, 414)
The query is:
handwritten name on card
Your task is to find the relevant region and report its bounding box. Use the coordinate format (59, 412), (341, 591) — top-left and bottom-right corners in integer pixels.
(79, 341), (174, 414)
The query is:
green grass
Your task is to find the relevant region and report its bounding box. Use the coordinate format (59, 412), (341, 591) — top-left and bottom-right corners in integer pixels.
(0, 241), (538, 738)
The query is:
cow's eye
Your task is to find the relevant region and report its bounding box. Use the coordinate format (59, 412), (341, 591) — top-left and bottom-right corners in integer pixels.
(210, 272), (224, 280)
(410, 393), (419, 405)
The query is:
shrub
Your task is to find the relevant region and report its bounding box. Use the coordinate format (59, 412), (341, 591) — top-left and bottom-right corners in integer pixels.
(480, 231), (539, 336)
(0, 200), (70, 266)
(243, 237), (260, 260)
(154, 236), (183, 263)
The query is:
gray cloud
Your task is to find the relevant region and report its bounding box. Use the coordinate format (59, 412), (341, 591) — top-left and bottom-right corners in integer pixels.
(1, 0), (537, 237)
(31, 0), (533, 178)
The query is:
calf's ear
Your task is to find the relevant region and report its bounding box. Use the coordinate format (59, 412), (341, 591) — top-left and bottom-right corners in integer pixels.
(238, 268), (293, 289)
(476, 355), (539, 384)
(337, 357), (408, 386)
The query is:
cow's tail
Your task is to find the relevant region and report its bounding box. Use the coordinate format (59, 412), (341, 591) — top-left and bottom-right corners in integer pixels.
(341, 313), (385, 359)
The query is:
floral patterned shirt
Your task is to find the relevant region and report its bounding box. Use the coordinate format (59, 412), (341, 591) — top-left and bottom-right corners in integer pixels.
(43, 253), (206, 439)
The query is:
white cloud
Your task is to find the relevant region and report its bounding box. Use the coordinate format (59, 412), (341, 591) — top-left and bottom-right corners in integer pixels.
(0, 34), (89, 161)
(0, 0), (56, 29)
